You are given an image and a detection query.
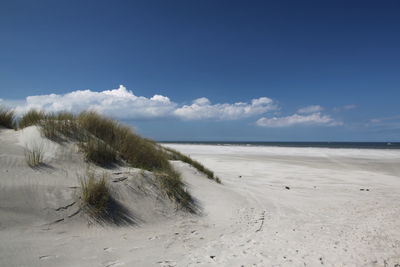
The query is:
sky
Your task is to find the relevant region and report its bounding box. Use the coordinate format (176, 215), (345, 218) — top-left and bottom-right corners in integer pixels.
(1, 0), (399, 141)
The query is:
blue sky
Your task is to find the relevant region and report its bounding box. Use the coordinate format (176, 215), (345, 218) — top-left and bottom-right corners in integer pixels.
(1, 0), (399, 141)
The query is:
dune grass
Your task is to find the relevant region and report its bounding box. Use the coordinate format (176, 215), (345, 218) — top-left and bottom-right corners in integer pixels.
(24, 144), (44, 167)
(77, 111), (120, 146)
(16, 109), (215, 211)
(40, 112), (80, 141)
(80, 171), (110, 216)
(78, 139), (118, 166)
(165, 147), (221, 183)
(156, 171), (195, 212)
(77, 111), (171, 171)
(74, 112), (195, 210)
(18, 110), (46, 129)
(0, 107), (16, 129)
(17, 110), (79, 141)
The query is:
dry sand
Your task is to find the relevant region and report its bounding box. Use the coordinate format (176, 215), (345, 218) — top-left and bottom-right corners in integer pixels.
(1, 128), (400, 266)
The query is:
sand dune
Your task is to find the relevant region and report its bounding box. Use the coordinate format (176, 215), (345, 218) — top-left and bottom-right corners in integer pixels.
(1, 129), (400, 266)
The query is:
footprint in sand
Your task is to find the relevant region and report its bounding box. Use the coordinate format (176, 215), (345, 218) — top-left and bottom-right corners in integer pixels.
(157, 260), (177, 266)
(129, 246), (144, 252)
(39, 255), (57, 260)
(104, 260), (125, 267)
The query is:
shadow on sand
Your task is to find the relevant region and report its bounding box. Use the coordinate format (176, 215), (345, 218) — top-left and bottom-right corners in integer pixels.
(87, 196), (144, 227)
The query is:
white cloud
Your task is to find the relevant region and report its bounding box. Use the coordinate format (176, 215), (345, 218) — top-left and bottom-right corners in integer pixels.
(174, 97), (277, 120)
(192, 97), (211, 105)
(13, 85), (177, 120)
(256, 112), (342, 127)
(5, 85), (342, 128)
(297, 105), (324, 114)
(7, 85), (278, 121)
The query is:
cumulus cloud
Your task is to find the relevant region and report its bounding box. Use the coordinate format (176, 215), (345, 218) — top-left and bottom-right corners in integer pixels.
(13, 85), (177, 120)
(5, 85), (343, 128)
(297, 105), (324, 114)
(174, 97), (277, 120)
(7, 85), (278, 121)
(256, 112), (342, 127)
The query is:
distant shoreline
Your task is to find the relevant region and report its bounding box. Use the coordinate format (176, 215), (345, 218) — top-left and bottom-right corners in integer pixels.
(160, 141), (400, 150)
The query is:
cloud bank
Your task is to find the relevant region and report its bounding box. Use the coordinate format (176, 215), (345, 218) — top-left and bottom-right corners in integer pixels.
(10, 85), (278, 121)
(4, 85), (343, 128)
(174, 97), (277, 120)
(13, 85), (176, 120)
(256, 112), (342, 127)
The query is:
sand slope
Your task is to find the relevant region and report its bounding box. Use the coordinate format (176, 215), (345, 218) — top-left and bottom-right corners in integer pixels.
(0, 127), (185, 266)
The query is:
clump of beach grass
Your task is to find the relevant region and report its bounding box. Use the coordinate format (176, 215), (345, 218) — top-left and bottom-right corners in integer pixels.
(155, 167), (195, 212)
(80, 171), (110, 217)
(76, 111), (171, 171)
(165, 147), (221, 183)
(24, 144), (44, 167)
(18, 110), (46, 129)
(78, 139), (118, 166)
(40, 117), (61, 140)
(17, 109), (79, 141)
(0, 107), (16, 129)
(75, 112), (196, 210)
(75, 112), (197, 211)
(77, 111), (121, 146)
(40, 112), (80, 141)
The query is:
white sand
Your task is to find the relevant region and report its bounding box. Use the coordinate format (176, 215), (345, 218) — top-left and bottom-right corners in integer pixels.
(1, 130), (400, 266)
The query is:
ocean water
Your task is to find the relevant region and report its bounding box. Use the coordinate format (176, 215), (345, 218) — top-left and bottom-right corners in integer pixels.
(160, 141), (400, 150)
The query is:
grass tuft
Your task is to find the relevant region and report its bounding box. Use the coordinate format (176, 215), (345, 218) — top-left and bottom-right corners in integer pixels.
(76, 111), (170, 171)
(79, 139), (118, 166)
(118, 133), (170, 171)
(0, 107), (16, 129)
(41, 112), (80, 141)
(24, 144), (44, 167)
(77, 111), (121, 146)
(18, 110), (46, 129)
(155, 167), (196, 212)
(40, 117), (61, 140)
(80, 171), (110, 217)
(165, 147), (221, 183)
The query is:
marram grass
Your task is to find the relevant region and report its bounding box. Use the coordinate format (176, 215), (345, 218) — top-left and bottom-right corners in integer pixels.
(0, 107), (16, 129)
(16, 109), (216, 211)
(24, 145), (44, 167)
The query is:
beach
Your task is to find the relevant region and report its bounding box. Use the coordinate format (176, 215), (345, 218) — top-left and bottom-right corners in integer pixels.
(1, 136), (400, 266)
(2, 1), (399, 265)
(164, 144), (400, 266)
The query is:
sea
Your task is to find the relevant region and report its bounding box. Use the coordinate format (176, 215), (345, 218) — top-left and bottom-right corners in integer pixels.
(160, 141), (400, 150)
